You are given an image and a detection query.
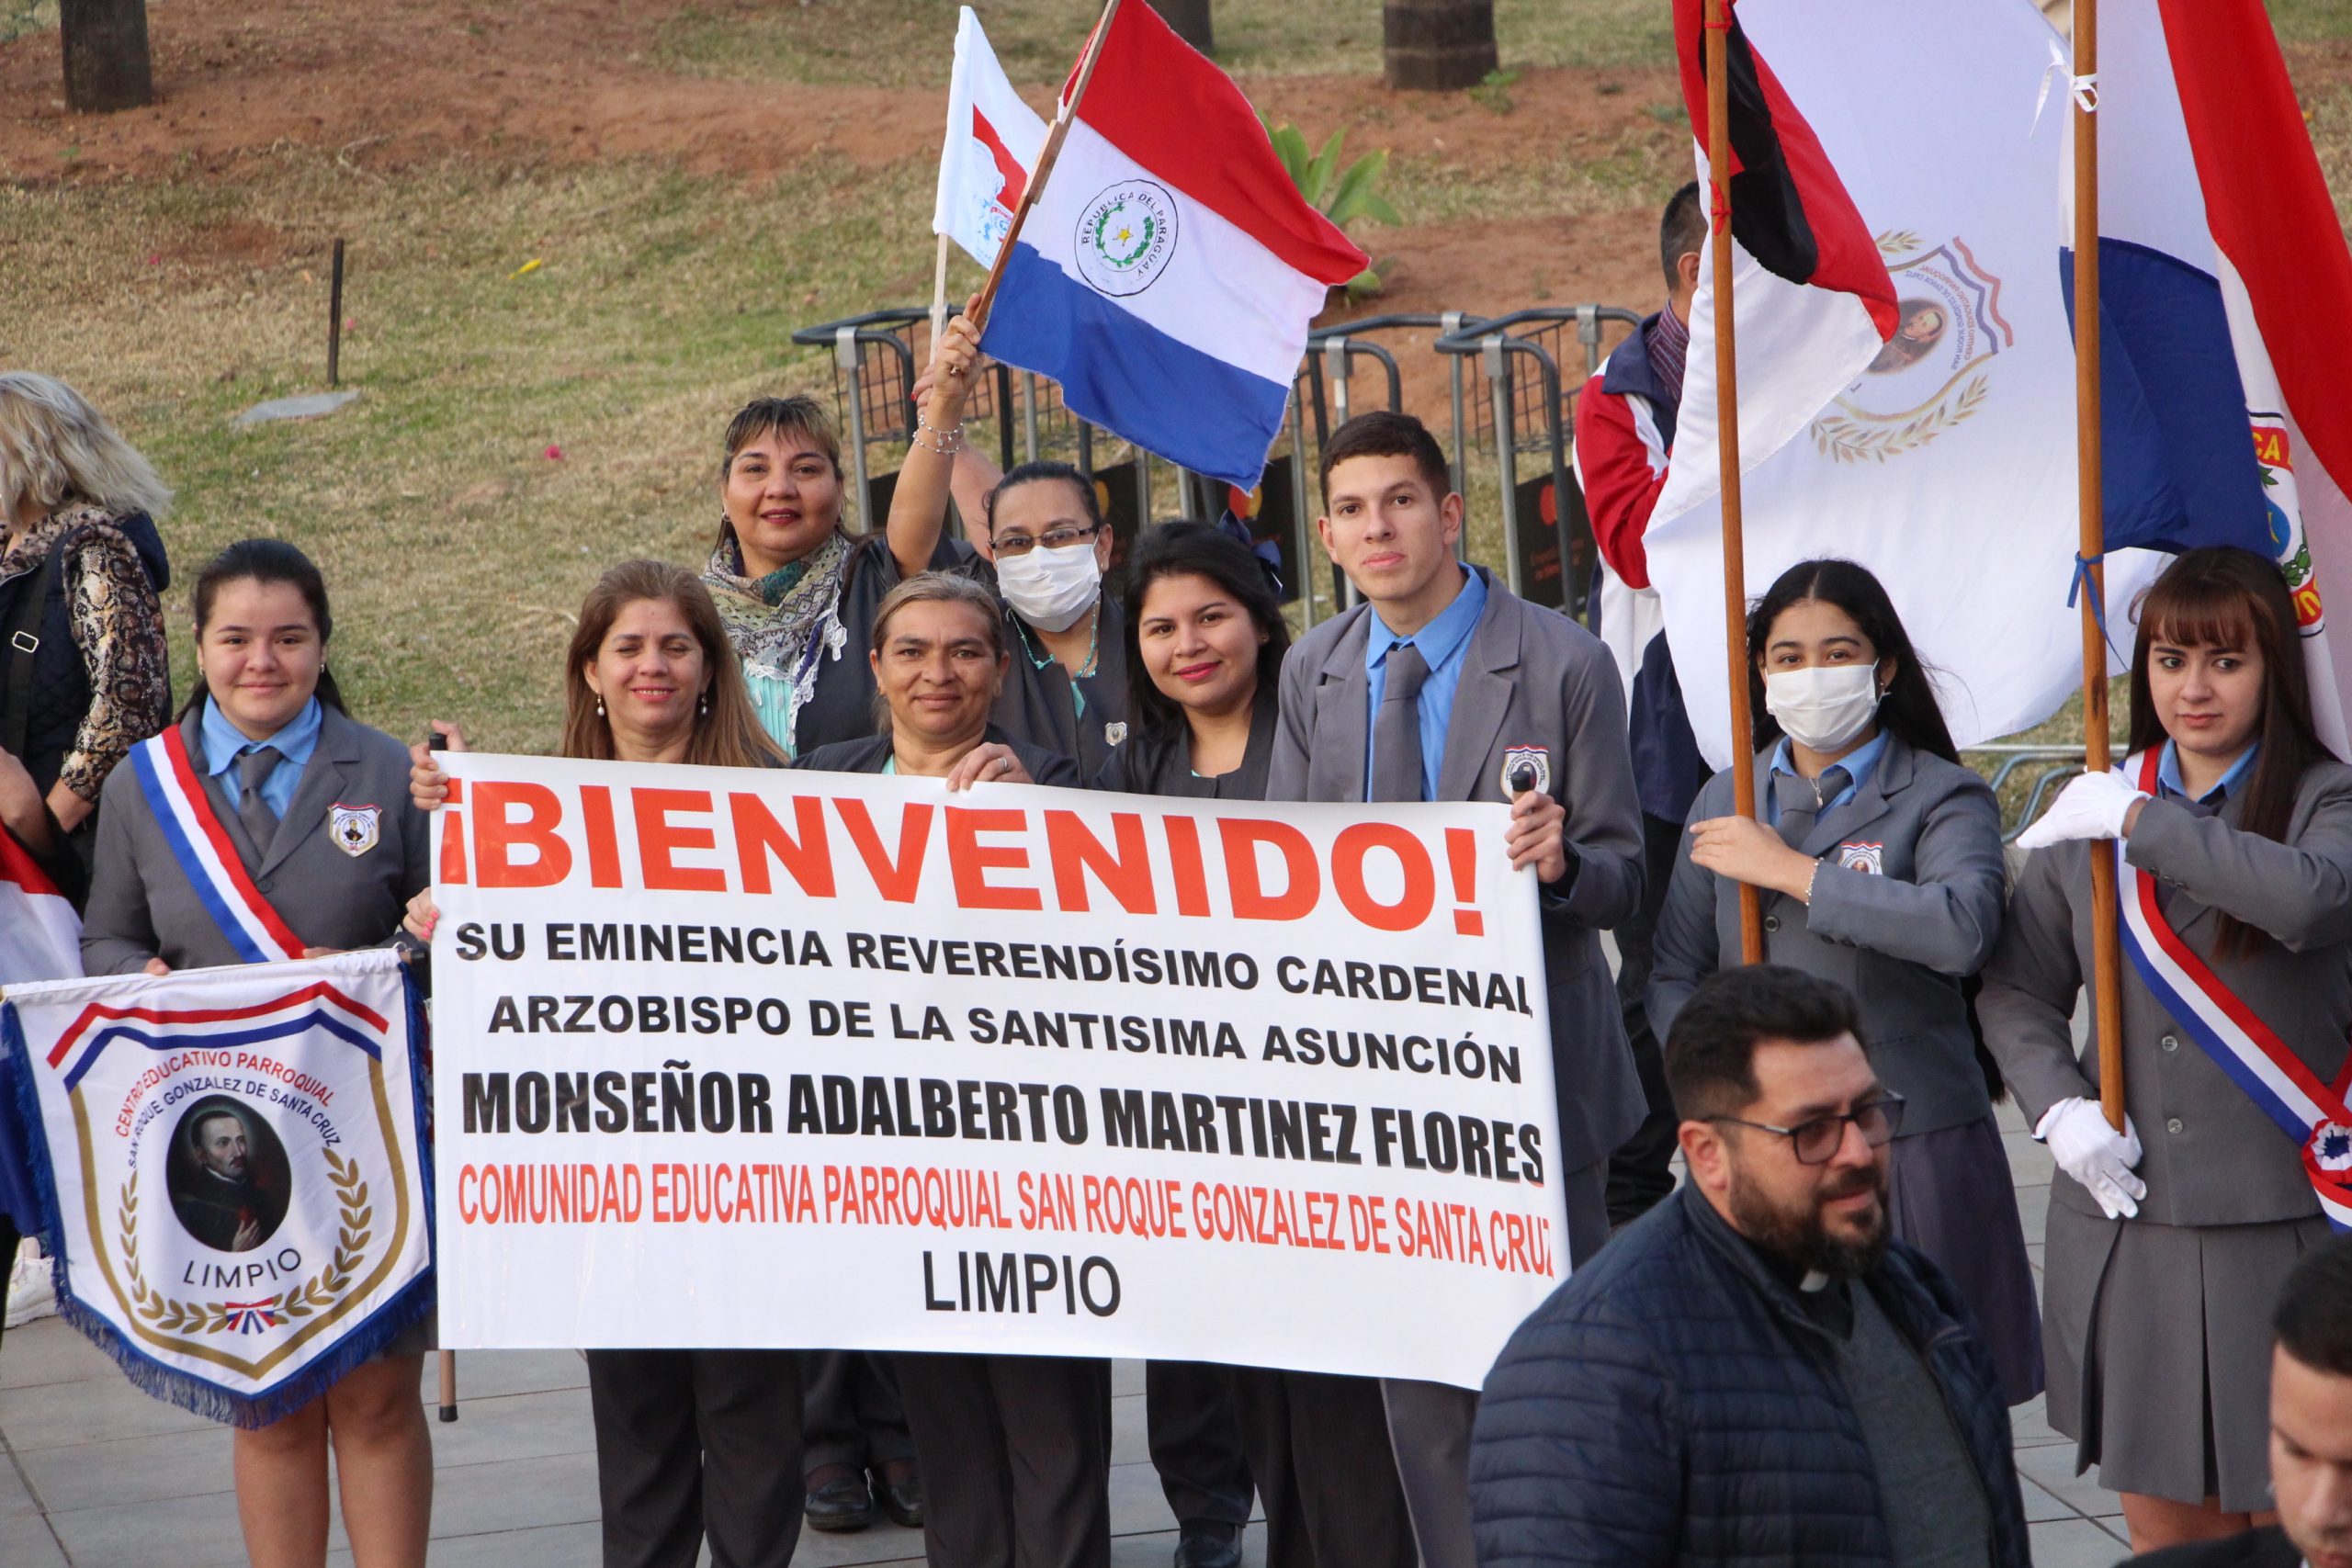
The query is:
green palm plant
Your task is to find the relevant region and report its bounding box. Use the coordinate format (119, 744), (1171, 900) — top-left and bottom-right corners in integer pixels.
(1260, 113), (1403, 301)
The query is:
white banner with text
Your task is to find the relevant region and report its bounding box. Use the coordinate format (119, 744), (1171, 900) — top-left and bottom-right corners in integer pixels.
(432, 753), (1565, 1388)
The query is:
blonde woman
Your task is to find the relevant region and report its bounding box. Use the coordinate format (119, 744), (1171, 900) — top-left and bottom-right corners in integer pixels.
(0, 372), (173, 894)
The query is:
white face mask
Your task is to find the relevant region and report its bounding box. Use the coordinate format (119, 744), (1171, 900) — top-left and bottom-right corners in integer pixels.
(996, 542), (1102, 633)
(1763, 663), (1883, 752)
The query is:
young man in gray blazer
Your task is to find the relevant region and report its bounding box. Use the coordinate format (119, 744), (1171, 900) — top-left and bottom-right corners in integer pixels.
(1263, 410), (1647, 1568)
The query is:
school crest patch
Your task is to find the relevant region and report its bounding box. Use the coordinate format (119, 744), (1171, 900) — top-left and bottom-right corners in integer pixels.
(1498, 745), (1551, 800)
(329, 804), (380, 859)
(1838, 841), (1885, 874)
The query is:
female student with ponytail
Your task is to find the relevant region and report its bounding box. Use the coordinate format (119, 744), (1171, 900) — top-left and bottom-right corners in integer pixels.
(80, 539), (434, 1568)
(1646, 557), (2042, 1405)
(1980, 546), (2352, 1551)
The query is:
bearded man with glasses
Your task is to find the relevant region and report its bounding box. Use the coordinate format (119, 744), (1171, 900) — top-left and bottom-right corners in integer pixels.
(1467, 964), (2030, 1567)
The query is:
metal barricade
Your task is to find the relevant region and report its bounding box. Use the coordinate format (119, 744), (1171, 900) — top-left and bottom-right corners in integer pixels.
(1302, 311), (1488, 524)
(1966, 743), (2089, 843)
(1430, 305), (1642, 617)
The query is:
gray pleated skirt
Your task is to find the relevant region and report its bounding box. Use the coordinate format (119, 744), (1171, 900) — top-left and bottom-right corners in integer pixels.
(2043, 1201), (2334, 1511)
(1884, 1114), (2044, 1405)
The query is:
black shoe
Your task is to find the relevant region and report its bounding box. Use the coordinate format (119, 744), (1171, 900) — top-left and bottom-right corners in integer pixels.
(805, 1473), (876, 1533)
(1172, 1523), (1242, 1568)
(873, 1467), (924, 1529)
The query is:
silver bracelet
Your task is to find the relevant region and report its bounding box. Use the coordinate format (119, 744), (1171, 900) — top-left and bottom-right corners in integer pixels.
(914, 410), (965, 456)
(1801, 859), (1822, 903)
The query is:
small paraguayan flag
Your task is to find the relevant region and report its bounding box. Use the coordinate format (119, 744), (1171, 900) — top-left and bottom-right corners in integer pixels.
(980, 1), (1367, 491)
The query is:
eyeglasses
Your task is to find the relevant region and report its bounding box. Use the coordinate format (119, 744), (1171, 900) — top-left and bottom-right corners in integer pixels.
(991, 524), (1101, 558)
(1709, 1093), (1905, 1165)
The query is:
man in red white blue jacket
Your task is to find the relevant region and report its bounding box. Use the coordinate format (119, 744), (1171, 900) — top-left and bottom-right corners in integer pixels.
(1573, 181), (1711, 1226)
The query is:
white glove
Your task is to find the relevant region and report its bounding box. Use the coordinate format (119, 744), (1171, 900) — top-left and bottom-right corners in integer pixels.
(2037, 1096), (2147, 1219)
(2015, 772), (2150, 850)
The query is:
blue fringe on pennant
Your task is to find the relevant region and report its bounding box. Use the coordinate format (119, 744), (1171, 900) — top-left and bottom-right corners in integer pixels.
(1, 979), (439, 1430)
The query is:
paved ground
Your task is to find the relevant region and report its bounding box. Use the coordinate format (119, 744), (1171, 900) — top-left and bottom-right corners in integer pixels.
(0, 1099), (2131, 1568)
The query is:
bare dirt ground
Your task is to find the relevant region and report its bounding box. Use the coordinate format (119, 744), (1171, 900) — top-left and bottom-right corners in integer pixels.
(0, 0), (1672, 381)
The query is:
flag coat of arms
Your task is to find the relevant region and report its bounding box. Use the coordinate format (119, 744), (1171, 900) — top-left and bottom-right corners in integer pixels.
(933, 6), (1048, 270)
(978, 1), (1367, 491)
(2, 951), (433, 1425)
(1644, 0), (2159, 765)
(2077, 0), (2352, 752)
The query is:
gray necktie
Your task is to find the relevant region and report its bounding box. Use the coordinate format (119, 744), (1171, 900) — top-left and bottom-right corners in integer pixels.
(1372, 643), (1431, 804)
(236, 746), (282, 850)
(1771, 764), (1849, 849)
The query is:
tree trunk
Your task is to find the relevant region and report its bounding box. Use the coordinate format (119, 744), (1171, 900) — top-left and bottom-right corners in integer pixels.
(61, 0), (154, 113)
(1148, 0), (1212, 54)
(1383, 0), (1497, 91)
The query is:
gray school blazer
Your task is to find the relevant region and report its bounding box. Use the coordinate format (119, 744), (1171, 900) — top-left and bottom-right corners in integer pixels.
(1266, 569), (1648, 1177)
(81, 705), (431, 974)
(1646, 736), (2006, 1137)
(1978, 760), (2352, 1228)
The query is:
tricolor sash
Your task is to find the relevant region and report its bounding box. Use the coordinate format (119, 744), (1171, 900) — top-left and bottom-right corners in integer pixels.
(129, 728), (306, 964)
(2112, 748), (2352, 1232)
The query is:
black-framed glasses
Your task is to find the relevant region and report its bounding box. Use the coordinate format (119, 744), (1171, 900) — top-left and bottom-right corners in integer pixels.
(1709, 1093), (1905, 1165)
(991, 524), (1102, 558)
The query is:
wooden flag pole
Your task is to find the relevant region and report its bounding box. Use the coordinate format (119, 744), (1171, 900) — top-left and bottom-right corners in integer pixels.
(963, 0), (1125, 341)
(929, 232), (953, 341)
(2072, 0), (2128, 1132)
(1704, 0), (1765, 964)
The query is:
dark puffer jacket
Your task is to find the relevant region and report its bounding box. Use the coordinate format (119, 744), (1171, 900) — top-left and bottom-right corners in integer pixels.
(1469, 1185), (2028, 1568)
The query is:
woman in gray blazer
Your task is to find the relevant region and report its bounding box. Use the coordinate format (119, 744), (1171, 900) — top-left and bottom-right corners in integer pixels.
(1647, 558), (2041, 1404)
(79, 539), (435, 1568)
(1980, 547), (2352, 1552)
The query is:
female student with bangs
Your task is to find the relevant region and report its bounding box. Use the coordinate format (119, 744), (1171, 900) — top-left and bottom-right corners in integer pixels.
(1646, 557), (2041, 1406)
(1982, 546), (2352, 1552)
(81, 539), (434, 1568)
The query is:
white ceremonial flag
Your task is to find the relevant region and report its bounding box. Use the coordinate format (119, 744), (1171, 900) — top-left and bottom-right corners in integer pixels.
(1648, 0), (2157, 766)
(932, 6), (1049, 270)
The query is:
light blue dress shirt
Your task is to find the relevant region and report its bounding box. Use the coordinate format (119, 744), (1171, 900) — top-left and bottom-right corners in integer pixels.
(2155, 739), (2258, 805)
(1764, 729), (1890, 827)
(203, 695), (322, 821)
(1363, 567), (1487, 803)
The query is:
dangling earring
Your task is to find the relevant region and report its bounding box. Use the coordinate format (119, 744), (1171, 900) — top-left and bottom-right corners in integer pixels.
(699, 693), (709, 716)
(594, 696), (605, 717)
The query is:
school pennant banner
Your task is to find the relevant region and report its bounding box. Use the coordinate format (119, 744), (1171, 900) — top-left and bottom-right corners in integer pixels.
(2112, 750), (2352, 1232)
(1, 951), (435, 1425)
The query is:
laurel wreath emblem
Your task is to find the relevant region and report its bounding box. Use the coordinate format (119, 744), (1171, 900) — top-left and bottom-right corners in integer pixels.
(119, 1149), (372, 1336)
(1875, 229), (1924, 257)
(1810, 374), (1991, 465)
(1091, 204), (1156, 268)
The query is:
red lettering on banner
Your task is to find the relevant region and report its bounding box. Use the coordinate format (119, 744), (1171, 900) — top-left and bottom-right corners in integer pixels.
(472, 783), (573, 888)
(945, 807), (1043, 910)
(730, 793), (835, 896)
(1329, 822), (1437, 931)
(833, 799), (933, 903)
(1219, 818), (1318, 920)
(1044, 810), (1157, 914)
(1161, 815), (1211, 917)
(635, 789), (725, 892)
(437, 779), (469, 885)
(579, 785), (622, 887)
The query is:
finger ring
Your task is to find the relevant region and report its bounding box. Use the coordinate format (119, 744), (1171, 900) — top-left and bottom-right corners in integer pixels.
(947, 365), (965, 378)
